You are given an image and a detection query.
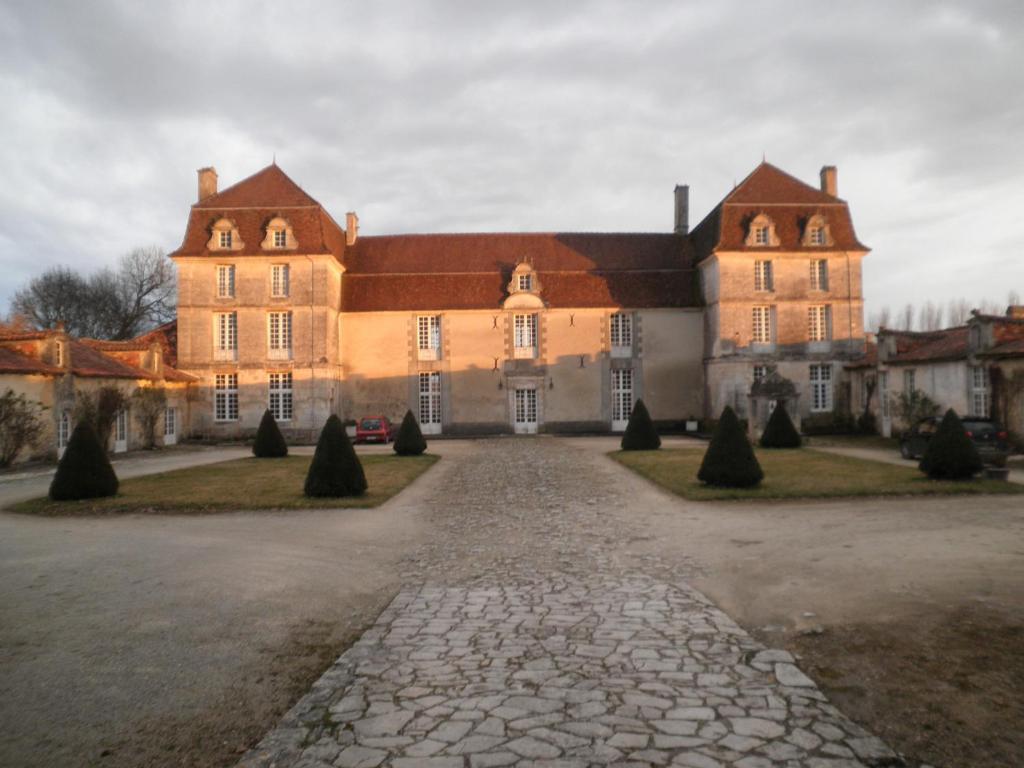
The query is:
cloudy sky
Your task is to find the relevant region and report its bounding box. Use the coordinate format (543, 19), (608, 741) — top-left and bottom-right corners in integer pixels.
(1, 0), (1021, 322)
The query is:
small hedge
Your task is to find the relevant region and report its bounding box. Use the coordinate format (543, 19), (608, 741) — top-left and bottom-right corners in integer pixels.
(621, 399), (661, 451)
(304, 415), (368, 497)
(759, 404), (801, 449)
(697, 406), (763, 488)
(49, 422), (119, 501)
(253, 409), (288, 458)
(919, 408), (983, 480)
(394, 410), (427, 456)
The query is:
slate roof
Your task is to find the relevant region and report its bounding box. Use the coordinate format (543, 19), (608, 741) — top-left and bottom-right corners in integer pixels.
(690, 162), (869, 260)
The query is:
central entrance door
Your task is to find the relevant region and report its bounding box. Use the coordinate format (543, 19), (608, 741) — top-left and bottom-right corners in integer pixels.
(418, 371), (442, 435)
(513, 388), (538, 434)
(611, 368), (633, 432)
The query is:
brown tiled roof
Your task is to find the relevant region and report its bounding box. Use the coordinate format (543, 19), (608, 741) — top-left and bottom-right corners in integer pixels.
(690, 162), (868, 259)
(845, 341), (877, 369)
(0, 347), (61, 375)
(69, 341), (157, 379)
(0, 331), (50, 341)
(883, 327), (969, 364)
(170, 165), (346, 260)
(983, 339), (1024, 357)
(133, 320), (179, 367)
(341, 233), (696, 311)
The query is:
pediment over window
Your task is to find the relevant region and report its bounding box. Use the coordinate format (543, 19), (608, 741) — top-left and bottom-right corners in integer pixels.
(261, 216), (298, 251)
(801, 214), (833, 247)
(207, 218), (244, 251)
(745, 213), (780, 247)
(503, 261), (545, 309)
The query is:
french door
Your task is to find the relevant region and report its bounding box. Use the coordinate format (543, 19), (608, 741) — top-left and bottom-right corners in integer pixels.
(611, 368), (633, 432)
(164, 407), (178, 445)
(513, 388), (538, 434)
(114, 409), (128, 453)
(418, 372), (442, 435)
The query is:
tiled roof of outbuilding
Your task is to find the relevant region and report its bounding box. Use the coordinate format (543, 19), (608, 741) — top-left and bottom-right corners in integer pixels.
(0, 347), (61, 375)
(881, 327), (969, 365)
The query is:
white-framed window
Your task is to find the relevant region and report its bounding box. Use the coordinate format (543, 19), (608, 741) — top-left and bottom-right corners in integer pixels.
(271, 264), (289, 297)
(753, 365), (768, 382)
(754, 260), (774, 292)
(55, 341), (64, 367)
(754, 225), (770, 246)
(611, 368), (634, 430)
(879, 371), (890, 419)
(214, 373), (239, 421)
(419, 371), (441, 431)
(752, 306), (773, 344)
(219, 231), (232, 249)
(970, 366), (989, 417)
(610, 312), (633, 357)
(268, 311), (292, 360)
(57, 410), (70, 452)
(517, 273), (533, 292)
(216, 264), (235, 298)
(809, 226), (826, 246)
(810, 364), (833, 412)
(904, 369), (916, 393)
(269, 372), (293, 421)
(164, 407), (175, 435)
(808, 305), (832, 342)
(810, 259), (829, 291)
(514, 314), (538, 358)
(417, 315), (442, 361)
(214, 312), (237, 360)
(273, 230), (287, 248)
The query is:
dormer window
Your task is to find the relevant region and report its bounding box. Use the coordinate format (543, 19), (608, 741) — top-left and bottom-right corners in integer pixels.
(518, 273), (533, 292)
(208, 218), (243, 251)
(273, 230), (286, 248)
(55, 341), (64, 367)
(809, 226), (825, 246)
(745, 214), (779, 247)
(261, 216), (297, 251)
(802, 214), (833, 247)
(503, 261), (544, 310)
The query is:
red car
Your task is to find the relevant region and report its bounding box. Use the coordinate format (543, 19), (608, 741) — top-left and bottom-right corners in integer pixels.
(354, 415), (395, 444)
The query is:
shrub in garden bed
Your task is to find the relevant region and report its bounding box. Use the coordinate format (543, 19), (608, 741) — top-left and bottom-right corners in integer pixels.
(394, 410), (427, 456)
(919, 408), (983, 480)
(621, 399), (661, 451)
(49, 422), (119, 500)
(759, 405), (802, 448)
(253, 409), (288, 458)
(698, 406), (763, 487)
(304, 415), (367, 497)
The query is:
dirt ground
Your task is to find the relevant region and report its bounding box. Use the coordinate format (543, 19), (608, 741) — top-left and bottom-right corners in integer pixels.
(2, 437), (1022, 767)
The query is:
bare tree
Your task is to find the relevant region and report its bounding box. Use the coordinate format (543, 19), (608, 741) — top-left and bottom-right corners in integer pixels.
(947, 298), (971, 326)
(8, 248), (176, 340)
(918, 300), (944, 331)
(74, 386), (128, 452)
(0, 389), (47, 467)
(898, 303), (915, 331)
(132, 387), (167, 449)
(1009, 290), (1022, 308)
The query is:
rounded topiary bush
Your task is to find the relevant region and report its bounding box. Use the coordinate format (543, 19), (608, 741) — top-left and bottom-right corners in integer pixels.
(759, 404), (801, 449)
(393, 410), (427, 456)
(697, 405), (764, 488)
(621, 399), (661, 451)
(919, 408), (983, 480)
(253, 409), (288, 458)
(49, 422), (119, 501)
(304, 415), (368, 497)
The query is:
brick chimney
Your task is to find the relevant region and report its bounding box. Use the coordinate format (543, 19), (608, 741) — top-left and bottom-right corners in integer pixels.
(197, 167), (218, 202)
(1008, 305), (1024, 319)
(673, 185), (690, 235)
(346, 212), (359, 246)
(820, 165), (837, 197)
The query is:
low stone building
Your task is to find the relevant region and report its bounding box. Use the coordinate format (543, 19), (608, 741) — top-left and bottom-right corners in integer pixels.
(169, 161), (869, 439)
(0, 322), (195, 463)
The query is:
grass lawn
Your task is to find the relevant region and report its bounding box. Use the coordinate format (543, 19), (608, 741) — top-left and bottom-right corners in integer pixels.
(611, 448), (1024, 501)
(13, 454), (439, 516)
(804, 434), (899, 451)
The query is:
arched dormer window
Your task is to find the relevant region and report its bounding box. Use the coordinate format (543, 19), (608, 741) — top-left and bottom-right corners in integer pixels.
(208, 218), (244, 252)
(745, 213), (779, 247)
(261, 216), (298, 251)
(802, 214), (833, 247)
(503, 261), (544, 310)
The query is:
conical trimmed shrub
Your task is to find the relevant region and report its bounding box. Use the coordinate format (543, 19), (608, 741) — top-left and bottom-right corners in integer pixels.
(304, 415), (368, 497)
(621, 399), (661, 451)
(394, 410), (427, 456)
(919, 408), (983, 480)
(698, 406), (764, 487)
(759, 404), (802, 448)
(49, 422), (119, 501)
(253, 409), (288, 458)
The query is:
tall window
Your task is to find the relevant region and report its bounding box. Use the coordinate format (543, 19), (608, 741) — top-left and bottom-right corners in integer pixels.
(514, 314), (538, 358)
(752, 306), (773, 344)
(214, 374), (238, 421)
(810, 259), (829, 291)
(164, 407), (176, 437)
(271, 264), (290, 297)
(879, 371), (890, 419)
(268, 312), (292, 359)
(58, 410), (70, 452)
(269, 372), (293, 421)
(419, 371), (441, 428)
(417, 315), (441, 360)
(273, 230), (287, 248)
(611, 368), (634, 429)
(214, 312), (237, 360)
(754, 260), (774, 292)
(219, 231), (232, 249)
(970, 366), (990, 417)
(810, 364), (833, 412)
(610, 312), (633, 356)
(217, 265), (235, 298)
(904, 369), (916, 393)
(517, 274), (533, 292)
(808, 305), (832, 342)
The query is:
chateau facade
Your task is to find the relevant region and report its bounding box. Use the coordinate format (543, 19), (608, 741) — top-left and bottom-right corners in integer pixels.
(169, 162), (869, 438)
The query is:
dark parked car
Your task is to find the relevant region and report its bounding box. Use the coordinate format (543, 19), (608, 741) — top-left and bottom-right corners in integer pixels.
(900, 416), (1010, 463)
(354, 415), (395, 444)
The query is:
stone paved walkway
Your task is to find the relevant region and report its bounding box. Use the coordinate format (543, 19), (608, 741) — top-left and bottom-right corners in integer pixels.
(240, 438), (911, 768)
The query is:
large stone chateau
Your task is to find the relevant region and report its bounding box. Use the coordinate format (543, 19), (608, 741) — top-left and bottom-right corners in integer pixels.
(168, 161), (868, 438)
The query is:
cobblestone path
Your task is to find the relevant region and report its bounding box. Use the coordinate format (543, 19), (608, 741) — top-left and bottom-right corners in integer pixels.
(241, 439), (907, 768)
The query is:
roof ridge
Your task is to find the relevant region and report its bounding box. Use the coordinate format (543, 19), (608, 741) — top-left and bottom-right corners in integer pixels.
(194, 164), (321, 209)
